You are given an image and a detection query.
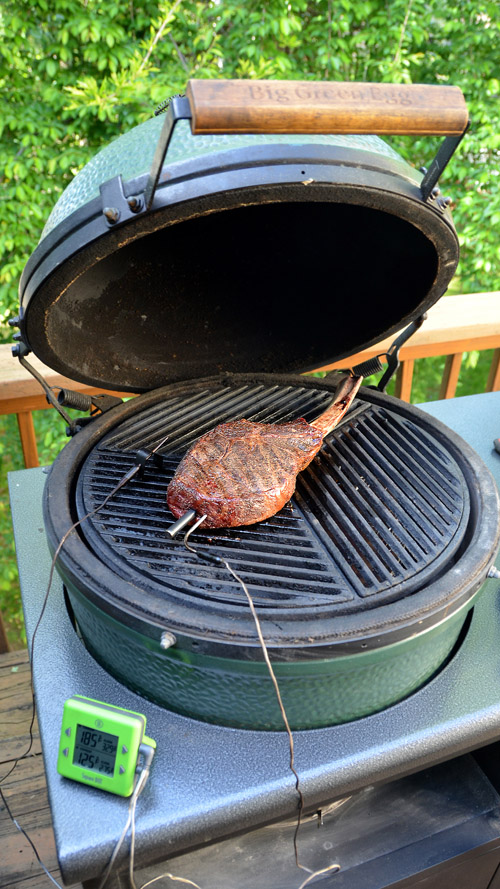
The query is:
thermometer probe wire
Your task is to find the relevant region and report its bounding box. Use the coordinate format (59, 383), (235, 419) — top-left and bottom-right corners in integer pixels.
(182, 519), (341, 887)
(0, 438), (169, 889)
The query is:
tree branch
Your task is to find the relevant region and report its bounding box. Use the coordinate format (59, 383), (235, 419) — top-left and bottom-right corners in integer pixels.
(169, 32), (190, 73)
(138, 0), (184, 73)
(393, 0), (413, 68)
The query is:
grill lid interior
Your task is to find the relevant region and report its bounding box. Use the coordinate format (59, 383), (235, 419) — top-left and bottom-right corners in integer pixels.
(20, 130), (459, 391)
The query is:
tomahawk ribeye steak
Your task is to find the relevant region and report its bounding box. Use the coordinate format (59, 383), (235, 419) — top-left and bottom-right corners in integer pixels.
(166, 374), (362, 528)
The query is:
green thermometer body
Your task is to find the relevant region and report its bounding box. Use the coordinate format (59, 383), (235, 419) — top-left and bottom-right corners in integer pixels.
(57, 695), (156, 797)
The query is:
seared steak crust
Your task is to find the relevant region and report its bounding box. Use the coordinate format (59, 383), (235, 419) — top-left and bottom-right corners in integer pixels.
(167, 417), (323, 528)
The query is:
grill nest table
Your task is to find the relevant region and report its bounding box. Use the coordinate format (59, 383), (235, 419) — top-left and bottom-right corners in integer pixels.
(8, 391), (500, 889)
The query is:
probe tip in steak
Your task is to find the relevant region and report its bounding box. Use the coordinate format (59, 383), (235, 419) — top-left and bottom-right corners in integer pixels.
(167, 374), (362, 529)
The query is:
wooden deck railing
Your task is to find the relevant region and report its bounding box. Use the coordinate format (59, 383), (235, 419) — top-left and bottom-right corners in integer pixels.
(0, 355), (130, 468)
(320, 290), (500, 400)
(0, 291), (499, 469)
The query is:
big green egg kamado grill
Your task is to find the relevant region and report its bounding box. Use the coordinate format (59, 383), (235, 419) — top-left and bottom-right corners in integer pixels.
(16, 80), (500, 731)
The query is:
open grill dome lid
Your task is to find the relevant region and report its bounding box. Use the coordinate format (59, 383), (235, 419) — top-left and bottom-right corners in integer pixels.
(17, 80), (468, 393)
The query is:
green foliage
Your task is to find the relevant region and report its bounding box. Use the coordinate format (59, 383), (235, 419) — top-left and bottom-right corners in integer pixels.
(0, 0), (499, 334)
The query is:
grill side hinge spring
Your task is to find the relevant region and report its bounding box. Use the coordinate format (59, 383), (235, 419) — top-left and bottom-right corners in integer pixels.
(57, 390), (124, 436)
(363, 314), (428, 393)
(10, 351), (124, 436)
(351, 356), (384, 378)
(338, 316), (427, 392)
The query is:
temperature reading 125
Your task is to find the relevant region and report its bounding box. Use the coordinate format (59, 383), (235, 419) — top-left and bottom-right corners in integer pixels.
(57, 695), (156, 797)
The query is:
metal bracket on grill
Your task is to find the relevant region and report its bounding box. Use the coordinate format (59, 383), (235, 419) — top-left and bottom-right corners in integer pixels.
(99, 174), (146, 228)
(9, 309), (31, 357)
(8, 368), (125, 437)
(375, 314), (427, 392)
(97, 96), (192, 225)
(12, 351), (121, 438)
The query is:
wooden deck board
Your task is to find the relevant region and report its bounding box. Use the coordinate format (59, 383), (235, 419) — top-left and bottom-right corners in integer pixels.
(0, 650), (81, 889)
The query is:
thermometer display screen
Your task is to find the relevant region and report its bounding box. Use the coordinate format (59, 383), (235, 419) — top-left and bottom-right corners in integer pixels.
(72, 724), (119, 776)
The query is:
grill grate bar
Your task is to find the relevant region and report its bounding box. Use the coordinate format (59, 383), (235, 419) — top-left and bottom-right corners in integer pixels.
(102, 392), (205, 452)
(86, 466), (312, 534)
(313, 447), (415, 574)
(104, 384), (333, 456)
(104, 387), (245, 453)
(88, 494), (307, 538)
(247, 387), (331, 425)
(163, 387), (321, 453)
(336, 432), (440, 551)
(328, 437), (432, 563)
(348, 417), (461, 543)
(161, 385), (332, 453)
(83, 466), (353, 603)
(102, 542), (337, 589)
(90, 509), (317, 555)
(361, 412), (462, 518)
(100, 529), (330, 577)
(296, 471), (391, 588)
(385, 416), (464, 501)
(124, 561), (352, 608)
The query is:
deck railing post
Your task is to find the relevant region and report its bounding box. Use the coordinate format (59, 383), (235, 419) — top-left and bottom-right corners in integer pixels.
(16, 411), (39, 468)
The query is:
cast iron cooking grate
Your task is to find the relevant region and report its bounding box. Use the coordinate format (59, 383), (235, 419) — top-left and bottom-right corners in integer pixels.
(76, 382), (470, 614)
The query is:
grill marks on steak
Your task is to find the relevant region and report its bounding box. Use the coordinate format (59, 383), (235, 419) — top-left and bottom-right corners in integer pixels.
(168, 418), (324, 528)
(167, 375), (362, 528)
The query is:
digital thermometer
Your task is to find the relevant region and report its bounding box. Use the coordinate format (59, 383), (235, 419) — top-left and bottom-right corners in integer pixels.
(57, 695), (156, 797)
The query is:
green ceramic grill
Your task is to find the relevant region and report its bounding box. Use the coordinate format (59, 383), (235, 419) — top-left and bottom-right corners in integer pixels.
(18, 80), (500, 730)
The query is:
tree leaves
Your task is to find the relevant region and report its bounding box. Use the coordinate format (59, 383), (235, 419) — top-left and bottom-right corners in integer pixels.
(0, 0), (499, 340)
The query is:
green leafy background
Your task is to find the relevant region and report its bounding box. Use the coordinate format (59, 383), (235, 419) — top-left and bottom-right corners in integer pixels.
(1, 0), (499, 647)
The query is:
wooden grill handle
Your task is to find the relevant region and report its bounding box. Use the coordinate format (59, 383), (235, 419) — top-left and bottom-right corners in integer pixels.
(186, 79), (468, 137)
